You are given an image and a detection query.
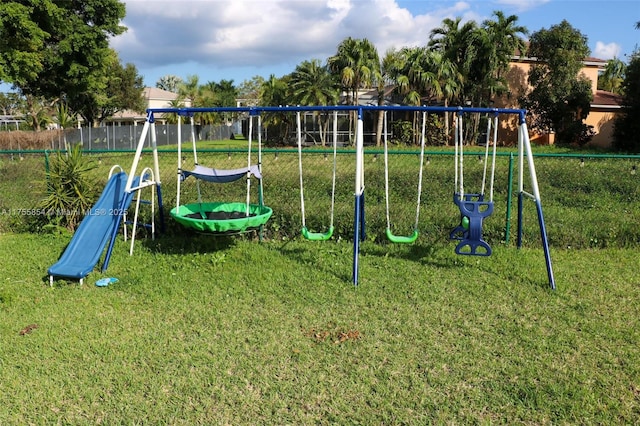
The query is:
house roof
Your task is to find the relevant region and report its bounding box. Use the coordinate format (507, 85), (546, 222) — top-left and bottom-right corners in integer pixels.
(106, 87), (188, 122)
(592, 90), (622, 108)
(583, 57), (608, 67)
(109, 109), (147, 120)
(348, 86), (400, 106)
(143, 87), (182, 101)
(512, 44), (608, 68)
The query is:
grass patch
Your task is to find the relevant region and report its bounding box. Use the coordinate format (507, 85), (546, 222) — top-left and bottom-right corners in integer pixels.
(0, 146), (639, 422)
(0, 233), (639, 423)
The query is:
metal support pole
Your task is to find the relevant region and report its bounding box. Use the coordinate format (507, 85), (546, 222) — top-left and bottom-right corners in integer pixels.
(352, 109), (365, 286)
(505, 153), (514, 245)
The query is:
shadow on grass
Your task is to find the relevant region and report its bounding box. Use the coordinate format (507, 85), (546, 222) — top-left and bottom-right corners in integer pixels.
(360, 240), (462, 269)
(273, 237), (464, 285)
(361, 240), (552, 290)
(138, 229), (240, 255)
(274, 239), (355, 283)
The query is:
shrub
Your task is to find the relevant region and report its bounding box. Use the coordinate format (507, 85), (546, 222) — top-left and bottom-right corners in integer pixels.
(390, 120), (413, 145)
(36, 144), (98, 231)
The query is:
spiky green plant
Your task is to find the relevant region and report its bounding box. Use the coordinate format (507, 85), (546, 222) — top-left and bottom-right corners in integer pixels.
(38, 144), (98, 231)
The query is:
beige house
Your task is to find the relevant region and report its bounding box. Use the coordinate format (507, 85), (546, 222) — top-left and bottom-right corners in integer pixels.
(107, 87), (191, 126)
(502, 55), (621, 147)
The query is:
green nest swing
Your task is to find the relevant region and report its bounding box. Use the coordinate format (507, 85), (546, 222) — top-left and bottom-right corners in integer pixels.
(172, 164), (272, 235)
(171, 201), (272, 234)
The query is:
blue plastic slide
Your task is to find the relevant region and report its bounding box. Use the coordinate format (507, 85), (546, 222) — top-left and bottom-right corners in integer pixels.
(48, 172), (138, 284)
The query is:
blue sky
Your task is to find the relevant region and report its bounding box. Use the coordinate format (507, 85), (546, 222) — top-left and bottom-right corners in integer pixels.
(3, 0), (640, 92)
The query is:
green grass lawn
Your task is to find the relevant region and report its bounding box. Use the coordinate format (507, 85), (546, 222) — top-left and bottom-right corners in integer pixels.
(0, 232), (639, 424)
(0, 147), (639, 423)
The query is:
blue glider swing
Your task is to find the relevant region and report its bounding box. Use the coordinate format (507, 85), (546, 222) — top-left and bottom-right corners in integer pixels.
(449, 111), (499, 256)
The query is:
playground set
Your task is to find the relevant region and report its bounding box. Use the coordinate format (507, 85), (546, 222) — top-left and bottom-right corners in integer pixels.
(47, 105), (556, 290)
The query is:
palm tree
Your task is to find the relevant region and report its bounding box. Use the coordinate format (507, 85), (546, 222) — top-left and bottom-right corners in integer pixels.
(290, 59), (340, 146)
(599, 58), (626, 94)
(391, 46), (458, 144)
(178, 75), (200, 106)
(429, 13), (526, 144)
(395, 46), (449, 105)
(260, 74), (288, 106)
(476, 11), (528, 106)
(428, 17), (478, 142)
(290, 59), (339, 106)
(162, 97), (186, 124)
(429, 17), (478, 104)
(374, 49), (404, 146)
(327, 37), (380, 142)
(260, 74), (291, 143)
(196, 81), (219, 125)
(327, 37), (380, 106)
(483, 11), (528, 79)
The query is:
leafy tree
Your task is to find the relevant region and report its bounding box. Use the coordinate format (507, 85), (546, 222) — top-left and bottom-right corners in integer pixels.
(612, 50), (640, 152)
(156, 75), (183, 93)
(0, 2), (49, 87)
(70, 51), (145, 126)
(208, 79), (238, 108)
(23, 95), (52, 131)
(106, 61), (146, 119)
(237, 76), (265, 105)
(0, 0), (127, 122)
(520, 20), (594, 146)
(0, 92), (25, 117)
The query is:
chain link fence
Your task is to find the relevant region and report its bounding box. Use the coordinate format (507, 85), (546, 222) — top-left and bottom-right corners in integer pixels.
(1, 114), (639, 248)
(58, 123), (236, 151)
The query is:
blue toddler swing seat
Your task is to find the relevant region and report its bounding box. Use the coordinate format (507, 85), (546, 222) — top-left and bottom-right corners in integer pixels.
(449, 193), (494, 256)
(449, 111), (499, 256)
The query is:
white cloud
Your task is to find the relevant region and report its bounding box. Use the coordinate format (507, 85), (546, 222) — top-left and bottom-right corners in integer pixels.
(594, 41), (621, 60)
(113, 1), (355, 68)
(111, 0), (480, 84)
